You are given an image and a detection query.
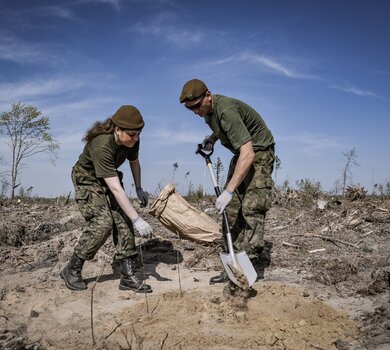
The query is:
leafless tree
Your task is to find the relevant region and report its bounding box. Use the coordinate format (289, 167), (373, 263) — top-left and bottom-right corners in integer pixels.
(213, 157), (224, 187)
(274, 155), (281, 183)
(172, 162), (178, 184)
(0, 102), (60, 198)
(341, 148), (360, 196)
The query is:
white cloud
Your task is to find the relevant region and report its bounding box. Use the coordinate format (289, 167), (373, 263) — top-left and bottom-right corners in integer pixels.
(42, 97), (116, 120)
(40, 0), (122, 16)
(95, 0), (121, 12)
(130, 12), (204, 45)
(203, 52), (319, 80)
(246, 54), (303, 78)
(0, 33), (50, 64)
(279, 132), (344, 156)
(0, 78), (87, 103)
(56, 132), (85, 155)
(147, 128), (206, 145)
(329, 85), (380, 98)
(39, 6), (76, 20)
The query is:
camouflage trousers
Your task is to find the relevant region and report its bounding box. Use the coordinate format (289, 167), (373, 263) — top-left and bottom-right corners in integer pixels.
(71, 163), (136, 261)
(224, 147), (275, 259)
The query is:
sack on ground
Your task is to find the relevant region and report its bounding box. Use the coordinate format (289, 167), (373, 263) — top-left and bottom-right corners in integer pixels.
(149, 183), (221, 243)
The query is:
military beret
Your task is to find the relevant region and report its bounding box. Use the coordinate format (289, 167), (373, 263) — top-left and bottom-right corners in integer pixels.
(112, 105), (144, 130)
(179, 79), (208, 103)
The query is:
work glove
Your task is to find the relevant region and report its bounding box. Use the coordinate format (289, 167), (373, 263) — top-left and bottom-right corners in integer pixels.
(136, 187), (148, 207)
(215, 190), (233, 214)
(132, 216), (153, 238)
(201, 135), (215, 152)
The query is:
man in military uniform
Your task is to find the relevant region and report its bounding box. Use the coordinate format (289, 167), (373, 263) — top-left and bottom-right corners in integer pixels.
(179, 79), (275, 283)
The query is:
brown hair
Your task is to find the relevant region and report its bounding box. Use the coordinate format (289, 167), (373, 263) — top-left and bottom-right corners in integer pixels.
(83, 117), (115, 143)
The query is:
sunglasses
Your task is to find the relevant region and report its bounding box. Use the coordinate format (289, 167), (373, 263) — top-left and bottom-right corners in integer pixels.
(185, 94), (206, 111)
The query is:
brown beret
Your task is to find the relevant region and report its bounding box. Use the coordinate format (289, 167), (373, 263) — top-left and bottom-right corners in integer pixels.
(179, 79), (208, 103)
(112, 105), (144, 130)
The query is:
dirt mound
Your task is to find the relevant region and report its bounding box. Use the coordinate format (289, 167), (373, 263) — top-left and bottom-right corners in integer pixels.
(111, 285), (358, 350)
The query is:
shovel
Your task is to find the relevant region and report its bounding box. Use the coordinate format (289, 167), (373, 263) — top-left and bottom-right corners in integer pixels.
(196, 145), (257, 289)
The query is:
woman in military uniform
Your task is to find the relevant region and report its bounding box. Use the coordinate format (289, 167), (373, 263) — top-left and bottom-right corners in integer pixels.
(61, 105), (153, 293)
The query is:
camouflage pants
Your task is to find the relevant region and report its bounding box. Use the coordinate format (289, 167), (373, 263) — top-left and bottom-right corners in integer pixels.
(224, 148), (274, 259)
(71, 163), (136, 261)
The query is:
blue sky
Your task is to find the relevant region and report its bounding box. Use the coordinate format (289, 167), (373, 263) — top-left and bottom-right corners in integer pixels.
(0, 0), (389, 197)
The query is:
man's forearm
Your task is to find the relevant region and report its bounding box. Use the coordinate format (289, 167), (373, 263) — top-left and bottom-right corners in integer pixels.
(210, 133), (219, 143)
(226, 141), (254, 192)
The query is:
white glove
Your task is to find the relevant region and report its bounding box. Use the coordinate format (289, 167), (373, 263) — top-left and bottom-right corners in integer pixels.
(215, 190), (233, 214)
(136, 187), (148, 207)
(201, 135), (215, 152)
(132, 216), (153, 238)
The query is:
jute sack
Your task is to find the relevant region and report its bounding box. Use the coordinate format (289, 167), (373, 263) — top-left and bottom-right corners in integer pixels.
(149, 183), (221, 243)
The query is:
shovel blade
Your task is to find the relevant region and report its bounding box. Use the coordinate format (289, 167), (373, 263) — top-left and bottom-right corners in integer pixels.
(219, 251), (257, 288)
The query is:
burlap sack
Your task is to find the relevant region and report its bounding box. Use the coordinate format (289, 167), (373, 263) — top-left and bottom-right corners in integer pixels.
(149, 183), (221, 243)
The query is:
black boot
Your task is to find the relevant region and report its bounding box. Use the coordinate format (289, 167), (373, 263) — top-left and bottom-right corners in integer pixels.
(111, 257), (121, 275)
(250, 256), (266, 281)
(119, 257), (152, 293)
(60, 253), (87, 290)
(209, 271), (229, 284)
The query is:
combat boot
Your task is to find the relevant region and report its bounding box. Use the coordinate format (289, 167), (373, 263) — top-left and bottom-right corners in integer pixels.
(60, 253), (87, 290)
(250, 255), (268, 281)
(119, 257), (152, 293)
(209, 271), (229, 284)
(111, 257), (121, 275)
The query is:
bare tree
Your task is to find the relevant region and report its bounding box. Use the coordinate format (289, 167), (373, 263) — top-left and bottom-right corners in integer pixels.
(172, 162), (178, 184)
(341, 148), (360, 196)
(213, 157), (224, 187)
(0, 156), (10, 197)
(0, 154), (8, 196)
(0, 102), (60, 198)
(274, 155), (281, 183)
(182, 171), (190, 194)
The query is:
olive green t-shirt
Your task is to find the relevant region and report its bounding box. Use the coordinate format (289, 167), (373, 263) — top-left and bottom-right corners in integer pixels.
(77, 133), (139, 178)
(204, 95), (274, 154)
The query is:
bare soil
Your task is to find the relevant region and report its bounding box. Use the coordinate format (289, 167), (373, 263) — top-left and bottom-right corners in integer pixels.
(0, 194), (389, 350)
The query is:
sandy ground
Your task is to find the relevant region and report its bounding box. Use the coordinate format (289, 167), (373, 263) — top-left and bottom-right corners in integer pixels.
(0, 195), (389, 349)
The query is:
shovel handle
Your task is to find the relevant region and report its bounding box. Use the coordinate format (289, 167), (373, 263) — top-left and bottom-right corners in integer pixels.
(196, 145), (238, 266)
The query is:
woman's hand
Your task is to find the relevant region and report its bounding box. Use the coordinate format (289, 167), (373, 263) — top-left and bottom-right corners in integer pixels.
(132, 216), (153, 238)
(136, 187), (148, 207)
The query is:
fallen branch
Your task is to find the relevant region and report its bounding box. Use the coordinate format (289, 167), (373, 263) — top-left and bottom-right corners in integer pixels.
(308, 248), (326, 253)
(117, 319), (132, 349)
(282, 241), (302, 249)
(356, 230), (376, 246)
(291, 212), (304, 224)
(19, 257), (35, 270)
(130, 323), (143, 349)
(361, 230), (375, 237)
(270, 224), (290, 231)
(374, 207), (389, 213)
(175, 231), (183, 297)
(91, 265), (105, 346)
(151, 298), (160, 315)
(139, 246), (150, 314)
(293, 234), (360, 249)
(271, 213), (304, 231)
(104, 322), (122, 340)
(160, 333), (169, 350)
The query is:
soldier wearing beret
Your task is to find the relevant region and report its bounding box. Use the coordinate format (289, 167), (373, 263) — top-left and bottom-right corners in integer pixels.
(180, 79), (275, 284)
(61, 105), (153, 293)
